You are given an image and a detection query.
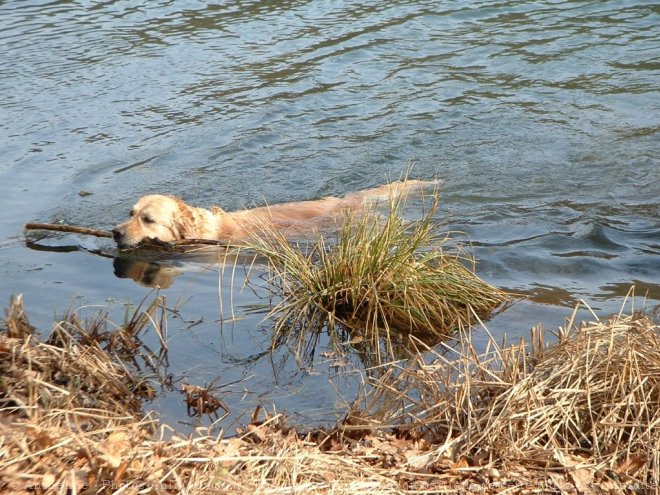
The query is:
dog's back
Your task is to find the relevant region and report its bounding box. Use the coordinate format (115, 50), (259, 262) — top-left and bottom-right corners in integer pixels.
(344, 179), (439, 204)
(113, 179), (440, 247)
(225, 179), (439, 237)
(238, 179), (437, 221)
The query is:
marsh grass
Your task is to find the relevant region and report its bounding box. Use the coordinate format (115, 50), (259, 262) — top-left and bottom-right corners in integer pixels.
(0, 295), (168, 422)
(3, 295), (658, 493)
(247, 188), (511, 361)
(357, 300), (660, 487)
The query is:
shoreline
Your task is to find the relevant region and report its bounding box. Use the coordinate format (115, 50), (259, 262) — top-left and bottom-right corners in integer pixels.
(1, 295), (658, 494)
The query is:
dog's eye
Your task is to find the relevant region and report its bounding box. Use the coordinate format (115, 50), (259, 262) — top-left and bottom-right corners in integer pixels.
(142, 215), (155, 224)
(129, 209), (135, 217)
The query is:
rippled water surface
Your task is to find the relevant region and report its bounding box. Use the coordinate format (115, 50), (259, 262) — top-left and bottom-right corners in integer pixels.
(1, 0), (658, 429)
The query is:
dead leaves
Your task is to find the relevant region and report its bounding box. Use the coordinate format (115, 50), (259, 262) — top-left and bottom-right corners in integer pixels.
(98, 431), (132, 469)
(181, 382), (229, 420)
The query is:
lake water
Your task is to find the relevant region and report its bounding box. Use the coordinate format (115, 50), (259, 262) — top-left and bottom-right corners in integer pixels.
(1, 0), (658, 431)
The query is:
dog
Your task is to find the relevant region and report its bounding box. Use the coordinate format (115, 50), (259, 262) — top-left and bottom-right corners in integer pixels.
(112, 180), (437, 248)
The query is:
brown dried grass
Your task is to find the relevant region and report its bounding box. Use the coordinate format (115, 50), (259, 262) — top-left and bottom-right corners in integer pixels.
(1, 295), (658, 494)
(360, 303), (660, 490)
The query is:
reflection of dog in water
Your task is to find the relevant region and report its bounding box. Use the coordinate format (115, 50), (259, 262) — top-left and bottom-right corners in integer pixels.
(112, 180), (436, 248)
(113, 257), (180, 288)
(113, 250), (261, 288)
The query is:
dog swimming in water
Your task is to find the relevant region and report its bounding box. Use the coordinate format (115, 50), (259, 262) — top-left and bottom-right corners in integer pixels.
(112, 180), (437, 248)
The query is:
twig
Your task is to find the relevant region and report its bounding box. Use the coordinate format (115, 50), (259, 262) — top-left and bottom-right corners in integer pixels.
(24, 222), (231, 249)
(25, 222), (112, 238)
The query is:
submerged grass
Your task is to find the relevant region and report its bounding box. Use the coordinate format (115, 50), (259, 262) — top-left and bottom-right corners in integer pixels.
(248, 186), (511, 359)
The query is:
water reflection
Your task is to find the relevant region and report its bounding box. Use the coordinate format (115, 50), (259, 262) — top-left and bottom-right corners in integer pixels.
(23, 237), (182, 289)
(113, 257), (180, 288)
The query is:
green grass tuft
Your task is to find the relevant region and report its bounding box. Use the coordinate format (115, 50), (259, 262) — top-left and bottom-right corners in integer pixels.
(248, 186), (511, 360)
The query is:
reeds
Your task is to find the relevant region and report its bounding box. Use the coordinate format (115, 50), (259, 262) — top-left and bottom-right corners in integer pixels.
(2, 295), (658, 493)
(248, 189), (510, 360)
(360, 304), (660, 488)
(0, 296), (157, 421)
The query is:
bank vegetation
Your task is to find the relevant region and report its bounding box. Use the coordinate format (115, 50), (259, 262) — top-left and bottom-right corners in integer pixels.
(1, 293), (658, 494)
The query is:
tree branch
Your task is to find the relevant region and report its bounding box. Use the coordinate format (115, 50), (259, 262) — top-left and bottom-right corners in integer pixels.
(24, 222), (232, 249)
(25, 223), (112, 238)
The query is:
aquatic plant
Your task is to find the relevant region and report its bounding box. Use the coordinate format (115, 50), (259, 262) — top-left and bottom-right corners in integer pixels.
(247, 185), (510, 360)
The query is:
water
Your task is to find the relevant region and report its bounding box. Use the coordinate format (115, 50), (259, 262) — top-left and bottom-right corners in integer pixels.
(1, 0), (658, 430)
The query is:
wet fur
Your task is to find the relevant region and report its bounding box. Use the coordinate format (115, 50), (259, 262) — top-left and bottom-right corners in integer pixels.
(112, 180), (435, 248)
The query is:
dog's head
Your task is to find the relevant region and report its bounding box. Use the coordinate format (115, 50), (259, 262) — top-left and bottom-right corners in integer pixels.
(112, 195), (194, 248)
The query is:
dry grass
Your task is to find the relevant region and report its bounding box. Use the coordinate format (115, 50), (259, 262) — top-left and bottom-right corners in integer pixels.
(248, 188), (511, 361)
(2, 295), (658, 494)
(0, 296), (442, 494)
(0, 295), (158, 421)
(359, 303), (660, 491)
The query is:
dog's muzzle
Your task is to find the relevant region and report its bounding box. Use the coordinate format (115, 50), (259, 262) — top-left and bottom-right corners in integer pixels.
(112, 227), (125, 244)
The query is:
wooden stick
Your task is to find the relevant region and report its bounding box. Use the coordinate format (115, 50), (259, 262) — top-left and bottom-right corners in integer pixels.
(25, 223), (112, 238)
(24, 222), (231, 248)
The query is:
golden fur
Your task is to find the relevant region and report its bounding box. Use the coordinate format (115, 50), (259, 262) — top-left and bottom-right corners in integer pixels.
(112, 180), (435, 248)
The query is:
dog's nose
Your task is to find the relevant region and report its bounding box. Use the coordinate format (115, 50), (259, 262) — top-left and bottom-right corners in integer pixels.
(112, 227), (123, 242)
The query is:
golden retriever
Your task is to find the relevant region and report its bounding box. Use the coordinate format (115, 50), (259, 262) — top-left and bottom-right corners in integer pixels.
(112, 180), (436, 248)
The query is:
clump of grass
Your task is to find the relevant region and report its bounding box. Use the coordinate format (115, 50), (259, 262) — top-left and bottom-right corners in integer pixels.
(249, 188), (511, 359)
(0, 295), (167, 422)
(0, 296), (220, 493)
(359, 302), (660, 486)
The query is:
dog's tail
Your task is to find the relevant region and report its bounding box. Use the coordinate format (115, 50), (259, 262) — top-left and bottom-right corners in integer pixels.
(346, 179), (441, 204)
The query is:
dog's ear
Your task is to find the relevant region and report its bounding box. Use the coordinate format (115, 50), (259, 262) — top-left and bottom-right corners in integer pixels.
(171, 197), (196, 240)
